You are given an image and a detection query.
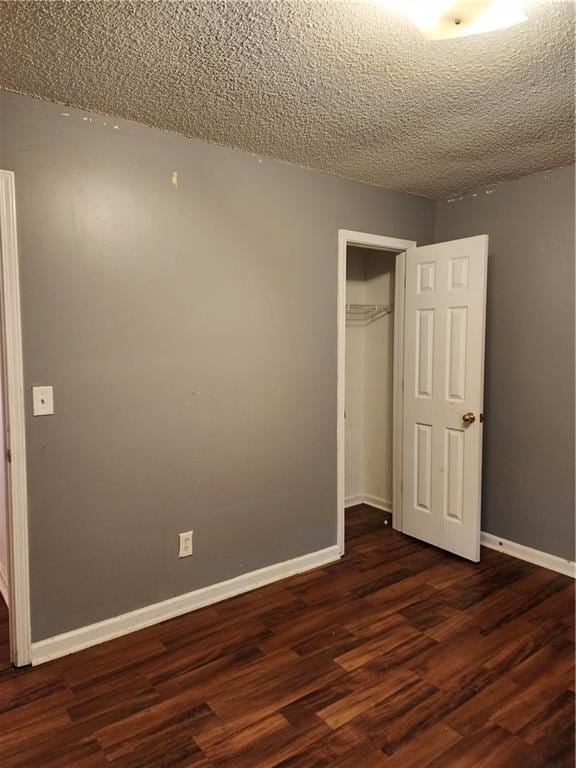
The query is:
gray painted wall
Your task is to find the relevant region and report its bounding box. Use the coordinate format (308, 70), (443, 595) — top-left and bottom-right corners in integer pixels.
(436, 166), (575, 561)
(1, 91), (572, 643)
(0, 93), (435, 641)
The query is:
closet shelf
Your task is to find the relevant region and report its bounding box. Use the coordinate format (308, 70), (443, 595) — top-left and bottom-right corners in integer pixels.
(346, 303), (392, 326)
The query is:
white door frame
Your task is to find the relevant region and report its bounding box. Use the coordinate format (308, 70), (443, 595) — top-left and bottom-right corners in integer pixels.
(337, 229), (417, 554)
(0, 170), (32, 666)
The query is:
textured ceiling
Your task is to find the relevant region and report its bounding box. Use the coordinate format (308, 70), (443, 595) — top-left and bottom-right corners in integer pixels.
(0, 0), (574, 199)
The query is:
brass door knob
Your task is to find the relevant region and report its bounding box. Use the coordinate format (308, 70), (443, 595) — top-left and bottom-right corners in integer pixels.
(462, 412), (476, 424)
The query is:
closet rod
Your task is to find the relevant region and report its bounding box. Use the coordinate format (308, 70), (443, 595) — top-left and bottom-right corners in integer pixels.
(346, 304), (392, 326)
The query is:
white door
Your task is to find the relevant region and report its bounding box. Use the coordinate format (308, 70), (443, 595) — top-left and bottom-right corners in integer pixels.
(402, 235), (488, 561)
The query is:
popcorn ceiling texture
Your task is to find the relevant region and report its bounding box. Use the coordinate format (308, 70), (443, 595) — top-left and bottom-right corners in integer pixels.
(0, 0), (573, 200)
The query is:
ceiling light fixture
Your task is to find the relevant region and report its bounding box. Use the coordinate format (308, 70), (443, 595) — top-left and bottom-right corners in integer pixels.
(379, 0), (528, 40)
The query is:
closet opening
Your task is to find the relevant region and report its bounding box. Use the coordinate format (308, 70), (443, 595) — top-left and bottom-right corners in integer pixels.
(337, 231), (416, 554)
(345, 243), (395, 517)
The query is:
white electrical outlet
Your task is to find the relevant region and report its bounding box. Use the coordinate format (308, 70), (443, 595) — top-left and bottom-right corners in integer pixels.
(178, 531), (193, 558)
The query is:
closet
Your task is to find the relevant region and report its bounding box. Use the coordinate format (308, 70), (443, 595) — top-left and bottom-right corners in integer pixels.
(345, 245), (396, 513)
(341, 233), (488, 561)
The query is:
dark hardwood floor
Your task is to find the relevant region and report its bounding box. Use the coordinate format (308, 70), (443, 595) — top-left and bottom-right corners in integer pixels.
(0, 504), (573, 767)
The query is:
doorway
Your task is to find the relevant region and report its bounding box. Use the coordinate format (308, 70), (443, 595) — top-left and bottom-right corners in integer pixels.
(343, 243), (399, 550)
(0, 170), (31, 667)
(0, 358), (8, 670)
(337, 229), (488, 562)
(337, 231), (415, 553)
(345, 247), (396, 508)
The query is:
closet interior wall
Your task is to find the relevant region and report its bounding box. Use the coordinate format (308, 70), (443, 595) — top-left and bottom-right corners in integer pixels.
(345, 246), (396, 511)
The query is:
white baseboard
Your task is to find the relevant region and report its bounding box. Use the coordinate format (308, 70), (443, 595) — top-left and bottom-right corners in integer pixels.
(481, 532), (576, 578)
(30, 544), (341, 666)
(363, 495), (393, 513)
(345, 494), (392, 514)
(0, 561), (8, 607)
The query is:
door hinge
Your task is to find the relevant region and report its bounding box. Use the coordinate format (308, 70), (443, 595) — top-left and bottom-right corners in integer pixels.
(5, 448), (11, 463)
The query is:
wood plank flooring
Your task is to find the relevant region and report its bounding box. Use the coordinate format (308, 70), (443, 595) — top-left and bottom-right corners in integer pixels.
(0, 504), (573, 767)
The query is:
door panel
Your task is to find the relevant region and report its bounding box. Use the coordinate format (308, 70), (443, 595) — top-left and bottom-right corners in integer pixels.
(402, 235), (488, 561)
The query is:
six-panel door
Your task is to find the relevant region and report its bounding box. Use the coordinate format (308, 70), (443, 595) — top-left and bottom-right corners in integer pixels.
(402, 235), (488, 561)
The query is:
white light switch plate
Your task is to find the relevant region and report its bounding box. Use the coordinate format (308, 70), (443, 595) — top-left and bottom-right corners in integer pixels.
(32, 386), (54, 416)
